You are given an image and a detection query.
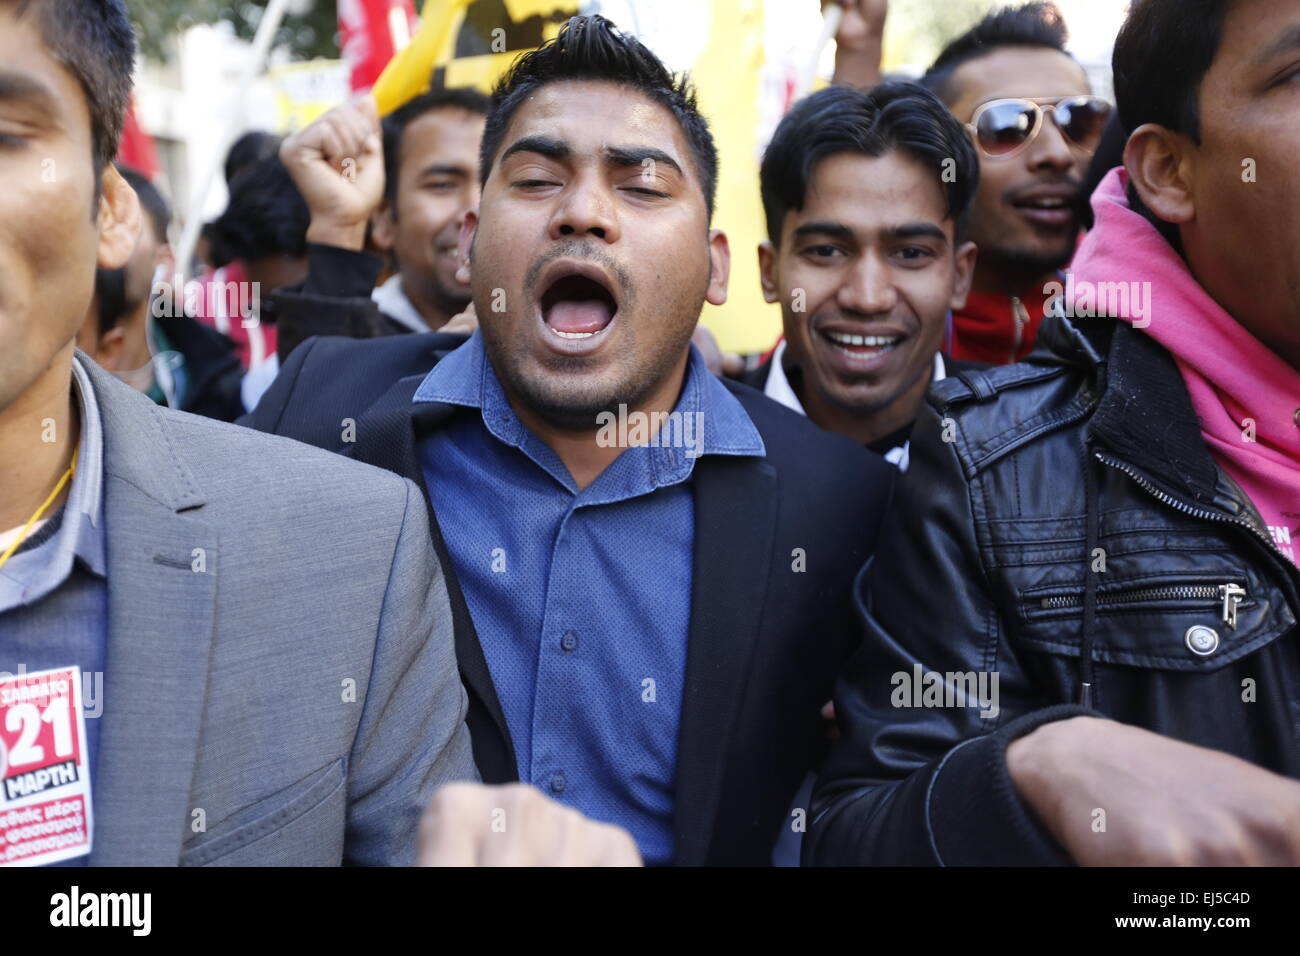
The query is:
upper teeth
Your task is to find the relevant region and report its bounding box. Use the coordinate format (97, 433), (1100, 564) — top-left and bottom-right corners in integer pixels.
(1027, 198), (1067, 208)
(826, 332), (900, 347)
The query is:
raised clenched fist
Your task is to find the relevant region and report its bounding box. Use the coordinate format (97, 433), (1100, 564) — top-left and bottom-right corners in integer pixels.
(280, 94), (386, 251)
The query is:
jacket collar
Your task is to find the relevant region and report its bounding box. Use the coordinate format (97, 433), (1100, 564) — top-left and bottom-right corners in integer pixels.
(81, 357), (219, 865)
(1038, 315), (1245, 513)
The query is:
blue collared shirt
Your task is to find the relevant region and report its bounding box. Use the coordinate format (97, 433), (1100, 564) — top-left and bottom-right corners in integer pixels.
(0, 355), (109, 866)
(414, 332), (764, 863)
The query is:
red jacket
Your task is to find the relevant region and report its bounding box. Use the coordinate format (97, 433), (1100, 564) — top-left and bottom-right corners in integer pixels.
(948, 284), (1054, 366)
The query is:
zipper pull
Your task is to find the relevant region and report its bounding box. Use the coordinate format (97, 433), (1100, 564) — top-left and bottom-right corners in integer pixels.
(1219, 583), (1245, 630)
(1010, 297), (1029, 362)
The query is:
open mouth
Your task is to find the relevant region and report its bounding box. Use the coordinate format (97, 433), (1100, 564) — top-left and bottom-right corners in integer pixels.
(540, 272), (619, 341)
(1010, 187), (1079, 226)
(820, 329), (904, 357)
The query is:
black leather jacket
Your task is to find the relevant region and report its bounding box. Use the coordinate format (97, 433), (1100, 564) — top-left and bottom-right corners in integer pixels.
(807, 314), (1300, 866)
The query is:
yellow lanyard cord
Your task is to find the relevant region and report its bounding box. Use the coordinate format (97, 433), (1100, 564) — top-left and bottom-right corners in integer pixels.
(0, 449), (79, 574)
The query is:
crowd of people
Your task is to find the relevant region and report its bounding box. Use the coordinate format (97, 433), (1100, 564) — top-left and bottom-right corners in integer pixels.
(2, 0), (1298, 867)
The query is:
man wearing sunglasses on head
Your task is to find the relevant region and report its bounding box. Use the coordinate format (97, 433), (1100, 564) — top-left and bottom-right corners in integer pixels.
(918, 2), (1110, 365)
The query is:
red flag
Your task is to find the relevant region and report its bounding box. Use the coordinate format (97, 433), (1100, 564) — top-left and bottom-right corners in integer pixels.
(116, 99), (159, 179)
(339, 0), (419, 93)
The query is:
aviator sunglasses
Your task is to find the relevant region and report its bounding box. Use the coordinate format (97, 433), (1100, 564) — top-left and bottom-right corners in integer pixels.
(967, 96), (1112, 160)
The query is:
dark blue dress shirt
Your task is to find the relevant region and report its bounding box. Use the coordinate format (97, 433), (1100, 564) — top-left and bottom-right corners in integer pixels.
(414, 332), (764, 863)
(0, 356), (108, 866)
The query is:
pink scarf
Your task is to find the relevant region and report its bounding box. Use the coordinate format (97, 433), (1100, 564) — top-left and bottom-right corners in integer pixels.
(1068, 168), (1300, 564)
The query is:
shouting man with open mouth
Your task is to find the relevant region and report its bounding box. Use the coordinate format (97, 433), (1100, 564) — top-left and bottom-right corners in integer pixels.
(245, 15), (896, 866)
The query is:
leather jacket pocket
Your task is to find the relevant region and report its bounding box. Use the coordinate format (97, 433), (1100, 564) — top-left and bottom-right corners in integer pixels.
(1014, 570), (1293, 670)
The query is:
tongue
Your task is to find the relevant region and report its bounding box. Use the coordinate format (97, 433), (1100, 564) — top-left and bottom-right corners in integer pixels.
(546, 299), (613, 335)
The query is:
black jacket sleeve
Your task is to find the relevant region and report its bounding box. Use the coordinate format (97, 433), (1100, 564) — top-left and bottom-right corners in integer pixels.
(806, 399), (1095, 866)
(268, 244), (393, 364)
(236, 334), (334, 446)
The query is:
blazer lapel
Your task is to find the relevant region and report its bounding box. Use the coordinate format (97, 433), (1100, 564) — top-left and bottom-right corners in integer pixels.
(348, 374), (433, 483)
(673, 455), (778, 864)
(351, 376), (519, 781)
(84, 362), (218, 865)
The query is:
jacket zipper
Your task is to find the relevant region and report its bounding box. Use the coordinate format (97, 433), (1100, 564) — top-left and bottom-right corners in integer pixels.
(1094, 450), (1294, 603)
(1040, 582), (1247, 628)
(1010, 296), (1028, 362)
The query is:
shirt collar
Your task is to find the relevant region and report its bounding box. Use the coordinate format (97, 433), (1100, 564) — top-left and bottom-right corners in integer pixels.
(0, 355), (107, 608)
(763, 340), (806, 415)
(55, 356), (105, 578)
(765, 343), (944, 472)
(372, 274), (432, 334)
(413, 330), (765, 492)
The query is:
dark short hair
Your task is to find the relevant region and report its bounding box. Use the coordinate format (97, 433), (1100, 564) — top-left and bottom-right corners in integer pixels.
(479, 15), (718, 219)
(224, 131), (282, 186)
(18, 0), (135, 172)
(1113, 0), (1228, 141)
(761, 82), (980, 245)
(922, 2), (1073, 105)
(117, 165), (171, 244)
(383, 87), (490, 207)
(92, 266), (129, 338)
(207, 157), (309, 266)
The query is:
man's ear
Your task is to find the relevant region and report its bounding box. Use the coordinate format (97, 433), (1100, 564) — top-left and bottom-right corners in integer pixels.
(705, 229), (730, 307)
(757, 240), (780, 304)
(951, 239), (978, 311)
(456, 210), (478, 285)
(370, 199), (396, 253)
(1124, 123), (1196, 226)
(95, 325), (128, 371)
(97, 165), (142, 270)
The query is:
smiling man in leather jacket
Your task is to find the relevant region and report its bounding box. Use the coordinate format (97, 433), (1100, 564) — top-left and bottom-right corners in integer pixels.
(808, 0), (1300, 866)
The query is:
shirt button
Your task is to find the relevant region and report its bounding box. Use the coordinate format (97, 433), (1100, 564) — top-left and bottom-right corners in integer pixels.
(560, 629), (578, 652)
(1185, 625), (1220, 657)
(548, 771), (566, 795)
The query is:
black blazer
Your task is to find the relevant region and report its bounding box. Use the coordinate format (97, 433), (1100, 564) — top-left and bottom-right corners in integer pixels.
(242, 332), (895, 864)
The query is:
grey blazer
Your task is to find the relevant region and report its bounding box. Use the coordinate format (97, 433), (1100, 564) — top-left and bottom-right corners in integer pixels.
(80, 357), (476, 866)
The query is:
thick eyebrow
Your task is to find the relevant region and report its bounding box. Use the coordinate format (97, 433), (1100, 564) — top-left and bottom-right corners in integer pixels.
(605, 146), (684, 178)
(792, 220), (950, 245)
(499, 134), (570, 166)
(1256, 23), (1300, 69)
(0, 71), (58, 111)
(881, 222), (950, 244)
(792, 221), (855, 242)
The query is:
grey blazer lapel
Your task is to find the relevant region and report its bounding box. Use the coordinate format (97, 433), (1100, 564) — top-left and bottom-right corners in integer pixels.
(81, 359), (218, 866)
